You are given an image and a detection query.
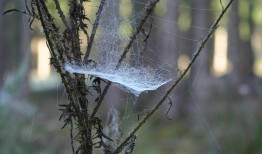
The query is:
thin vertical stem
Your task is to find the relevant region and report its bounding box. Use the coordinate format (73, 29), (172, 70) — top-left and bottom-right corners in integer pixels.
(84, 0), (107, 62)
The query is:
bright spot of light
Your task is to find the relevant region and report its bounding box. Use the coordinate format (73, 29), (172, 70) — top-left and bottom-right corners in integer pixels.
(178, 54), (190, 75)
(251, 32), (262, 77)
(212, 28), (229, 77)
(37, 39), (50, 79)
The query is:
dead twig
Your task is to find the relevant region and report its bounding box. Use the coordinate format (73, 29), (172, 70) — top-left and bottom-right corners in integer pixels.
(84, 0), (107, 62)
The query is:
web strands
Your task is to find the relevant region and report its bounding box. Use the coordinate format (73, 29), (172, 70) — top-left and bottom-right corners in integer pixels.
(64, 1), (171, 96)
(95, 1), (121, 66)
(65, 61), (170, 96)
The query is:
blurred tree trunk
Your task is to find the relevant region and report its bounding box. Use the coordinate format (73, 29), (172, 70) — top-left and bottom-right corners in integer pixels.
(19, 5), (31, 98)
(0, 0), (30, 97)
(190, 0), (214, 102)
(0, 0), (8, 87)
(157, 1), (179, 66)
(148, 0), (179, 65)
(227, 1), (241, 90)
(240, 0), (254, 81)
(227, 0), (254, 95)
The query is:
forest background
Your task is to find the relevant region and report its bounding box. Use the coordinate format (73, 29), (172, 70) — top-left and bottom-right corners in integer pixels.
(0, 0), (262, 153)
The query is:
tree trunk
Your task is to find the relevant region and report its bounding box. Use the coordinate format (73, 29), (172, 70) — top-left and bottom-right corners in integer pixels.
(19, 2), (31, 98)
(0, 0), (30, 98)
(0, 0), (8, 87)
(239, 0), (254, 81)
(227, 0), (241, 88)
(190, 0), (214, 102)
(227, 0), (253, 95)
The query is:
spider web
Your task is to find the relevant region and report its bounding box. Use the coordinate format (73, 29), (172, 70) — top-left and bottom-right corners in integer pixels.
(64, 1), (222, 152)
(64, 0), (173, 96)
(80, 1), (223, 153)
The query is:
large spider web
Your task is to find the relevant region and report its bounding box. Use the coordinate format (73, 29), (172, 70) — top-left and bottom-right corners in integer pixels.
(64, 0), (174, 96)
(82, 0), (223, 153)
(64, 0), (222, 151)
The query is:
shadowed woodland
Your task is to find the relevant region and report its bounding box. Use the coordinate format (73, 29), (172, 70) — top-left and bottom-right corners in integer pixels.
(1, 0), (262, 154)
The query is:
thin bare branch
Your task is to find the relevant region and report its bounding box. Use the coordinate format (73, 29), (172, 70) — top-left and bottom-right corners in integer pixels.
(91, 82), (111, 118)
(112, 0), (235, 153)
(54, 0), (71, 29)
(3, 9), (31, 16)
(84, 0), (107, 62)
(116, 0), (159, 68)
(70, 119), (75, 154)
(35, 0), (77, 108)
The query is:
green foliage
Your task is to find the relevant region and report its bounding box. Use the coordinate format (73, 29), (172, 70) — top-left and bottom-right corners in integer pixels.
(178, 0), (191, 32)
(238, 0), (251, 40)
(154, 0), (166, 17)
(252, 0), (262, 25)
(45, 0), (69, 27)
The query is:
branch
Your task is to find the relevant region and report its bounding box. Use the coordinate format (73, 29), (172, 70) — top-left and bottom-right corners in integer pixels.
(91, 82), (111, 118)
(3, 9), (31, 16)
(112, 0), (235, 153)
(84, 0), (107, 62)
(116, 0), (159, 68)
(68, 0), (82, 60)
(54, 0), (71, 29)
(35, 0), (78, 109)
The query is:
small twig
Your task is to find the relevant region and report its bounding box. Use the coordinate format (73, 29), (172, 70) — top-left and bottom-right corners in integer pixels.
(70, 119), (75, 154)
(165, 97), (173, 120)
(142, 17), (153, 43)
(91, 82), (111, 118)
(84, 0), (107, 62)
(78, 0), (90, 36)
(3, 8), (36, 30)
(24, 0), (31, 14)
(112, 0), (235, 153)
(3, 0), (38, 30)
(3, 9), (31, 16)
(54, 0), (71, 29)
(220, 0), (224, 10)
(116, 0), (159, 68)
(29, 0), (37, 30)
